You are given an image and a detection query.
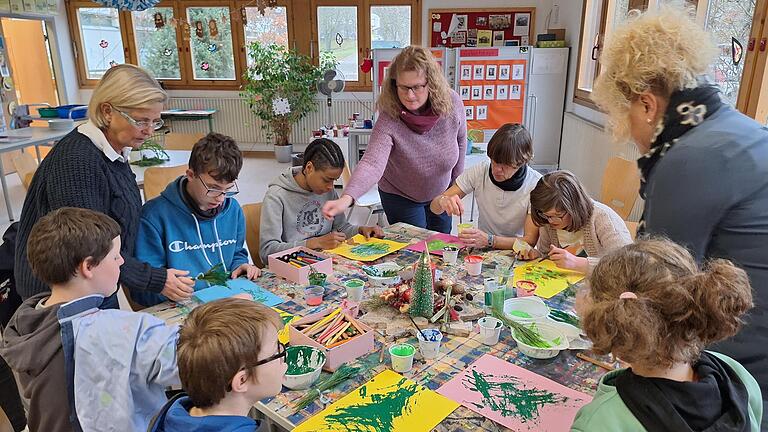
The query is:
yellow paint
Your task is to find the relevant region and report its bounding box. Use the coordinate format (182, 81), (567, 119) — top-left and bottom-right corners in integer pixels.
(324, 234), (408, 262)
(273, 307), (298, 345)
(513, 260), (584, 299)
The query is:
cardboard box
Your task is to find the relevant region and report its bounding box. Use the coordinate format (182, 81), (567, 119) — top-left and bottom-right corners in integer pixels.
(289, 309), (375, 371)
(268, 246), (333, 285)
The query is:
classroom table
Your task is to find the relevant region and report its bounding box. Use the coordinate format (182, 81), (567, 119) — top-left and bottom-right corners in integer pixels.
(0, 126), (77, 221)
(161, 109), (216, 134)
(129, 150), (191, 186)
(145, 223), (605, 432)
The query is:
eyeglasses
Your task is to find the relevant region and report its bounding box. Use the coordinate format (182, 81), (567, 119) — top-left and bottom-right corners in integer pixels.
(113, 107), (164, 131)
(537, 210), (567, 223)
(227, 342), (287, 391)
(395, 82), (428, 94)
(199, 176), (239, 198)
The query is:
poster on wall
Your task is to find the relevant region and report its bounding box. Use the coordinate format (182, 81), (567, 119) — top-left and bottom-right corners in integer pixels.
(430, 8), (534, 48)
(513, 13), (531, 36)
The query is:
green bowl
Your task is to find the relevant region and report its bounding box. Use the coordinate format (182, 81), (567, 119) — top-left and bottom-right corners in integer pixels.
(283, 345), (326, 390)
(37, 107), (59, 118)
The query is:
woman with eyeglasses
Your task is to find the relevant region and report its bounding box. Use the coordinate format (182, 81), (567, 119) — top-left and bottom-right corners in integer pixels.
(321, 46), (466, 233)
(521, 171), (631, 274)
(14, 64), (194, 306)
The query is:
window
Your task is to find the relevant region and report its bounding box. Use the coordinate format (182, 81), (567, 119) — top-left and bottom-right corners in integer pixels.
(67, 0), (417, 90)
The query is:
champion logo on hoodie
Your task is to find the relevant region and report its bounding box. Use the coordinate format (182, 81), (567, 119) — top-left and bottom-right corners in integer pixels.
(168, 238), (237, 253)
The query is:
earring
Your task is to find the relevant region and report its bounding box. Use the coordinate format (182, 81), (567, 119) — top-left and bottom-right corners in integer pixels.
(646, 118), (652, 124)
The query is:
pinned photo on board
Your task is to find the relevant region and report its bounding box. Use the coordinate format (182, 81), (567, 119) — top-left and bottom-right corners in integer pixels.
(510, 84), (522, 100)
(461, 65), (472, 80)
(514, 13), (531, 37)
(512, 64), (525, 80)
(499, 64), (510, 80)
(486, 65), (497, 80)
(496, 85), (509, 100)
(465, 105), (474, 120)
(483, 85), (495, 100)
(460, 86), (471, 100)
(451, 31), (467, 45)
(478, 30), (492, 47)
(475, 16), (487, 27)
(476, 105), (488, 120)
(489, 14), (511, 30)
(471, 85), (482, 100)
(467, 29), (478, 47)
(473, 65), (484, 80)
(492, 31), (505, 47)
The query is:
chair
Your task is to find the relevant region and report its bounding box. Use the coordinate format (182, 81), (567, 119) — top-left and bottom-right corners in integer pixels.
(600, 156), (641, 220)
(143, 165), (187, 201)
(11, 152), (38, 189)
(624, 220), (639, 240)
(242, 202), (265, 268)
(341, 163), (385, 226)
(0, 407), (13, 432)
(163, 132), (206, 150)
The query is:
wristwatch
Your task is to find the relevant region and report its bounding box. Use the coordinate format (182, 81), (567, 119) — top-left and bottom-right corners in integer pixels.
(487, 233), (494, 248)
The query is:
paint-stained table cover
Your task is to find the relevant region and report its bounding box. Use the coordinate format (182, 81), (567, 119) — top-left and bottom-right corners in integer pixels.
(144, 223), (605, 432)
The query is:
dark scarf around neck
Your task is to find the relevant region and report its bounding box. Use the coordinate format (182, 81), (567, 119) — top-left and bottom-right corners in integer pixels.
(180, 178), (223, 220)
(636, 83), (723, 234)
(399, 102), (440, 135)
(489, 164), (527, 191)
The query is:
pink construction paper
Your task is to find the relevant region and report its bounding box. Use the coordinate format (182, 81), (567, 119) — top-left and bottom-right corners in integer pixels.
(437, 354), (591, 431)
(407, 233), (466, 256)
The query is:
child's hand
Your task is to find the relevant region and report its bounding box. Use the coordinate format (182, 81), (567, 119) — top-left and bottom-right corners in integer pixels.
(549, 246), (582, 270)
(162, 268), (195, 302)
(516, 248), (542, 261)
(231, 264), (261, 280)
(458, 228), (490, 248)
(437, 194), (465, 216)
(307, 231), (346, 250)
(359, 225), (384, 239)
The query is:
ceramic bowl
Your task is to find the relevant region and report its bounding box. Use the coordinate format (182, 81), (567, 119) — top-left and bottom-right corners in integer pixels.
(502, 297), (550, 324)
(282, 345), (326, 390)
(512, 322), (569, 359)
(365, 262), (402, 286)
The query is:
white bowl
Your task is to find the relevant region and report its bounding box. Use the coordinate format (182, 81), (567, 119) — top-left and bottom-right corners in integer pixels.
(282, 346), (326, 390)
(502, 297), (550, 324)
(365, 262), (402, 286)
(512, 321), (569, 359)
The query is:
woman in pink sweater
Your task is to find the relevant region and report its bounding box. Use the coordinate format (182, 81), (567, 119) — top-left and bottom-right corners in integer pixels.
(322, 46), (467, 233)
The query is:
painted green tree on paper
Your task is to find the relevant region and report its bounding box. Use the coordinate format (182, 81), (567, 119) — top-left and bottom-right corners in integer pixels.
(350, 242), (391, 257)
(322, 378), (419, 432)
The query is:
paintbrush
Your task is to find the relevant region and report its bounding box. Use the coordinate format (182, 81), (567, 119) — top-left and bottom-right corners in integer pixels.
(576, 352), (616, 371)
(407, 314), (429, 341)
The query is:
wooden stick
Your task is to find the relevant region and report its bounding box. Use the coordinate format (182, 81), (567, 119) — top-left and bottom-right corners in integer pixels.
(327, 322), (351, 345)
(346, 315), (366, 334)
(315, 317), (345, 342)
(305, 311), (342, 336)
(576, 353), (616, 371)
(326, 333), (361, 349)
(300, 309), (340, 334)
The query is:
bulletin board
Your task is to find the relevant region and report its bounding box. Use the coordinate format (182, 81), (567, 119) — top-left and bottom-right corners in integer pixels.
(372, 48), (448, 103)
(456, 47), (530, 132)
(429, 8), (536, 49)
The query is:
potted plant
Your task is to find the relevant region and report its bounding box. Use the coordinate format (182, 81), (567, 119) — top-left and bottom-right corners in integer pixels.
(242, 42), (330, 163)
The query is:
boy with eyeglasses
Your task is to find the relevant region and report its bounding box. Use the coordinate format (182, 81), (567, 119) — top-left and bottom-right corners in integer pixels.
(148, 298), (286, 432)
(134, 132), (259, 306)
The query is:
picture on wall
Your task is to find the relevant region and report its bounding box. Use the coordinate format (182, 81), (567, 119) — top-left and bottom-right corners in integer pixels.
(496, 85), (509, 100)
(471, 85), (482, 100)
(510, 84), (522, 100)
(467, 29), (478, 47)
(489, 14), (511, 30)
(486, 65), (497, 80)
(478, 30), (492, 47)
(451, 31), (466, 45)
(499, 64), (510, 80)
(492, 31), (505, 47)
(460, 86), (471, 100)
(513, 13), (531, 36)
(473, 64), (485, 80)
(461, 65), (472, 80)
(483, 85), (495, 100)
(475, 16), (487, 27)
(477, 105), (488, 120)
(512, 64), (525, 80)
(465, 105), (474, 120)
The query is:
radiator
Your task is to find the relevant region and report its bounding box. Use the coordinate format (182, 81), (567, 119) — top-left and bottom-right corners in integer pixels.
(165, 96), (374, 151)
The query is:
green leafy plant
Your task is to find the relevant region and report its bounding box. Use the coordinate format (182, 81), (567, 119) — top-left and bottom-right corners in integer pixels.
(293, 364), (364, 412)
(130, 138), (169, 167)
(241, 43), (336, 146)
(492, 308), (553, 348)
(196, 263), (230, 286)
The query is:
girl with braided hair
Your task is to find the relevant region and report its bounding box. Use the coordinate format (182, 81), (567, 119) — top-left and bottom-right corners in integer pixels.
(259, 138), (383, 260)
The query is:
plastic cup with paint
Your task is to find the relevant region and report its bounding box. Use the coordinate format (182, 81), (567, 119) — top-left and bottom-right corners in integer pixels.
(478, 316), (503, 345)
(304, 286), (324, 306)
(483, 278), (498, 311)
(464, 255), (483, 276)
(516, 280), (537, 297)
(457, 222), (474, 235)
(344, 278), (365, 302)
(442, 246), (459, 264)
(389, 343), (415, 373)
(491, 286), (506, 312)
(416, 329), (443, 360)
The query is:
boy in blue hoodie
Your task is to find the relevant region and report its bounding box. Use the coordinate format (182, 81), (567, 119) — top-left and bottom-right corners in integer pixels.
(149, 298), (286, 432)
(135, 133), (260, 306)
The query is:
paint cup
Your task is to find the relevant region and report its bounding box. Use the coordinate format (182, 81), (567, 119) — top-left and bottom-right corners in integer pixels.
(442, 246), (459, 264)
(389, 343), (415, 373)
(308, 272), (327, 287)
(457, 222), (474, 235)
(478, 316), (503, 345)
(304, 286), (324, 306)
(516, 280), (537, 297)
(491, 286), (506, 312)
(483, 278), (498, 311)
(344, 278), (365, 302)
(464, 255), (483, 276)
(416, 329), (443, 360)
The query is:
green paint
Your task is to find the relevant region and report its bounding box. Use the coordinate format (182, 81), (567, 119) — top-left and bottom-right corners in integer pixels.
(523, 265), (571, 284)
(510, 310), (532, 318)
(286, 346), (325, 375)
(463, 369), (567, 422)
(345, 279), (365, 288)
(426, 240), (460, 251)
(322, 379), (421, 432)
(390, 344), (415, 356)
(350, 242), (391, 257)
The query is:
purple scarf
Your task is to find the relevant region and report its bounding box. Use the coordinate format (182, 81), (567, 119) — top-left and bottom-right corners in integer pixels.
(399, 105), (440, 135)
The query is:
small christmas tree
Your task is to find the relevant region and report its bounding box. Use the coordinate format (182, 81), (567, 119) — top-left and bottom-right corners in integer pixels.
(410, 246), (435, 318)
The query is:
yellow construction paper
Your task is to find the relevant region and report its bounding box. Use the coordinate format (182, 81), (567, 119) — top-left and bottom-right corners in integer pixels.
(513, 259), (584, 299)
(273, 307), (298, 345)
(325, 235), (409, 262)
(293, 370), (458, 432)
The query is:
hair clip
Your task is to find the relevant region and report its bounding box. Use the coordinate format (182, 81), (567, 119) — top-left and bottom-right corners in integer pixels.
(619, 291), (638, 300)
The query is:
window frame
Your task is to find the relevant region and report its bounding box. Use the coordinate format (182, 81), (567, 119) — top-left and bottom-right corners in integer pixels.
(237, 0), (296, 74)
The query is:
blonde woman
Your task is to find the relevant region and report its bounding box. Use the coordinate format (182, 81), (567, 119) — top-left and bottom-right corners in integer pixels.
(592, 5), (768, 424)
(322, 46), (466, 233)
(14, 64), (195, 306)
